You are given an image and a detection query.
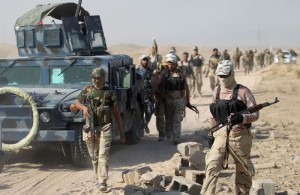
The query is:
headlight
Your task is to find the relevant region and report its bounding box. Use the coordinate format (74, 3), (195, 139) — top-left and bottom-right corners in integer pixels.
(40, 112), (51, 123)
(60, 103), (70, 112)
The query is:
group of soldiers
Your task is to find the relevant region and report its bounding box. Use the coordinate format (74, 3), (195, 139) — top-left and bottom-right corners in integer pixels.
(75, 45), (280, 193)
(232, 47), (275, 75)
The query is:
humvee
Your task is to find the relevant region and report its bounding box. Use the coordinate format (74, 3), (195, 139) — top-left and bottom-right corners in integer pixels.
(0, 2), (144, 167)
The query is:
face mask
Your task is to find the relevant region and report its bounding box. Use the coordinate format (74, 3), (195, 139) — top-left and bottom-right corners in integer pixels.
(219, 71), (236, 92)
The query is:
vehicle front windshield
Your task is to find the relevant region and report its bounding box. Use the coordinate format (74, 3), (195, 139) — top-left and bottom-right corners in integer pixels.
(50, 65), (93, 86)
(0, 66), (40, 86)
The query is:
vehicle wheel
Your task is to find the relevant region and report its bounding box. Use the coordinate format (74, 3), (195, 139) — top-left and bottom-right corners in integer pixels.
(70, 128), (91, 168)
(0, 150), (5, 173)
(0, 87), (39, 151)
(125, 107), (143, 144)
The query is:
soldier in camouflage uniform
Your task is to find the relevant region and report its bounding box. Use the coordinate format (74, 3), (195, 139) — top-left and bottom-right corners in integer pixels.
(233, 47), (242, 70)
(201, 60), (259, 195)
(75, 67), (125, 192)
(149, 46), (163, 72)
(242, 50), (250, 75)
(136, 55), (154, 134)
(221, 49), (231, 61)
(151, 54), (191, 145)
(189, 46), (205, 97)
(254, 49), (261, 71)
(207, 48), (221, 91)
(151, 66), (168, 142)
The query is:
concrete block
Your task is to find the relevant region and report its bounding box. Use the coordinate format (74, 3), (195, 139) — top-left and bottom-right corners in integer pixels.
(140, 172), (163, 188)
(177, 142), (202, 157)
(249, 187), (264, 195)
(188, 151), (206, 171)
(175, 157), (195, 176)
(184, 170), (205, 185)
(122, 166), (152, 185)
(270, 131), (285, 139)
(252, 179), (275, 195)
(167, 176), (202, 195)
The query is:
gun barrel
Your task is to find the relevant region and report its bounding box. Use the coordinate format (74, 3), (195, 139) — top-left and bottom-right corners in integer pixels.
(75, 0), (83, 18)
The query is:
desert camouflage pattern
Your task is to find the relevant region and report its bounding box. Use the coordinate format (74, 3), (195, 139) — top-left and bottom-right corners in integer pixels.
(202, 84), (259, 195)
(85, 123), (112, 183)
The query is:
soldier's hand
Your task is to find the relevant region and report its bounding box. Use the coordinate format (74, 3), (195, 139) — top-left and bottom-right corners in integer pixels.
(83, 106), (90, 118)
(229, 113), (244, 128)
(120, 133), (126, 144)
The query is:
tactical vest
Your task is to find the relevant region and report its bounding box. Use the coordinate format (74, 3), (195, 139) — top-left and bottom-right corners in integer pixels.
(164, 69), (185, 91)
(180, 61), (193, 76)
(209, 84), (251, 128)
(85, 86), (114, 125)
(190, 55), (203, 67)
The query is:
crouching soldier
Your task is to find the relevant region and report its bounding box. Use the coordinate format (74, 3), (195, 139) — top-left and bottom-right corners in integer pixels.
(75, 67), (125, 192)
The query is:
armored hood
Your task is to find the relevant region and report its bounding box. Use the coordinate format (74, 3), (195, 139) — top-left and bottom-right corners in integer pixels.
(15, 3), (90, 27)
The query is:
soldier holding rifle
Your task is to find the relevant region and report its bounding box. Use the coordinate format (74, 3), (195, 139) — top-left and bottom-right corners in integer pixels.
(201, 60), (259, 195)
(75, 68), (125, 192)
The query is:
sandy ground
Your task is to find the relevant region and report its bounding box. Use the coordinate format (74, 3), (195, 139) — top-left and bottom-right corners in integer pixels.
(1, 44), (300, 194)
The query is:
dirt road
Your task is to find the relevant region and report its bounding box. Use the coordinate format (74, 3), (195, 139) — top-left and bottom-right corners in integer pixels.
(1, 65), (300, 195)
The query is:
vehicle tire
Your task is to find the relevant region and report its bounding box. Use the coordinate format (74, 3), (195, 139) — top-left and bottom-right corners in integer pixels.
(70, 128), (91, 168)
(0, 150), (5, 173)
(0, 87), (39, 151)
(125, 107), (143, 145)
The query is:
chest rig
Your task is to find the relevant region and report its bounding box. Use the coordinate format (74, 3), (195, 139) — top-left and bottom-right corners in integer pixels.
(164, 69), (185, 91)
(209, 84), (251, 128)
(86, 86), (113, 126)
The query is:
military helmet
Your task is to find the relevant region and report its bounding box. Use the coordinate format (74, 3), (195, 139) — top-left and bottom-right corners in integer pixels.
(91, 67), (106, 78)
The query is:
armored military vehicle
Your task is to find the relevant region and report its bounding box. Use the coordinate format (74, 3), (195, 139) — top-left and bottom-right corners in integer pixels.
(0, 2), (144, 167)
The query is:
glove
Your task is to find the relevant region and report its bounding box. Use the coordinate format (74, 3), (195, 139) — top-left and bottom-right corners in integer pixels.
(230, 114), (244, 126)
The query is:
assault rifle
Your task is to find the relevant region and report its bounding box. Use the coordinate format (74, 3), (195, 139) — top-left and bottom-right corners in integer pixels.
(84, 95), (96, 160)
(210, 97), (279, 134)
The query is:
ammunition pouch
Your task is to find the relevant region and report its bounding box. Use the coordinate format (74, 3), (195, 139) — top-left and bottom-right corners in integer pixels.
(96, 105), (111, 124)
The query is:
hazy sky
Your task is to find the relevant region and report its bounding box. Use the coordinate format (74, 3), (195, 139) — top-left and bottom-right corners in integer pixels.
(1, 0), (299, 48)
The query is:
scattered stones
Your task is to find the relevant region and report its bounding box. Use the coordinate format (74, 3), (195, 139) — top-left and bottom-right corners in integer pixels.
(166, 176), (202, 195)
(184, 170), (205, 185)
(140, 172), (163, 188)
(177, 142), (202, 157)
(122, 166), (152, 185)
(252, 179), (275, 195)
(188, 151), (206, 171)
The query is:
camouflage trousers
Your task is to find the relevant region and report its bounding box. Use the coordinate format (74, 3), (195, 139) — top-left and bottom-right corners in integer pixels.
(165, 97), (186, 140)
(154, 98), (167, 137)
(192, 67), (203, 96)
(85, 123), (112, 184)
(201, 129), (254, 195)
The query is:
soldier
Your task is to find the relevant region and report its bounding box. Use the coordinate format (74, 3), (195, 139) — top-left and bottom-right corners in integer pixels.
(178, 52), (195, 95)
(254, 49), (261, 71)
(249, 50), (254, 72)
(166, 46), (181, 62)
(260, 50), (265, 69)
(151, 66), (167, 142)
(221, 49), (231, 61)
(136, 54), (154, 134)
(149, 46), (163, 71)
(232, 47), (242, 69)
(277, 49), (284, 64)
(189, 46), (205, 97)
(242, 50), (250, 75)
(207, 48), (221, 91)
(201, 60), (259, 195)
(75, 67), (125, 192)
(151, 54), (191, 145)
